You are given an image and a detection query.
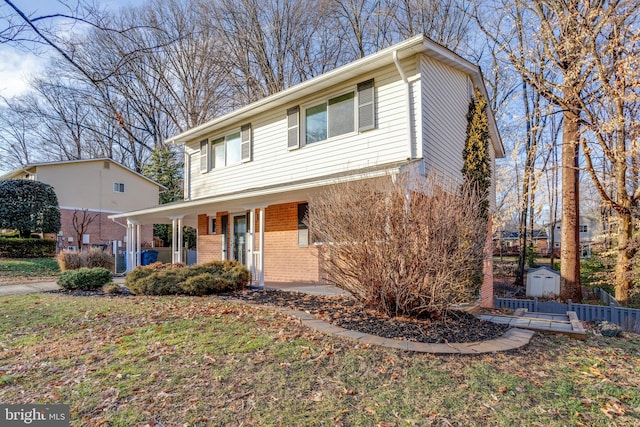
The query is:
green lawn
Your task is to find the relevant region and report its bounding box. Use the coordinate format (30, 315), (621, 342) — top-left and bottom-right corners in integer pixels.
(1, 294), (639, 426)
(0, 257), (59, 280)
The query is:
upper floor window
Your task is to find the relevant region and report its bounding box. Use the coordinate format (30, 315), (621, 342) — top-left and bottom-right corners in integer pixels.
(200, 124), (252, 173)
(288, 79), (375, 150)
(579, 225), (588, 233)
(113, 182), (125, 193)
(212, 131), (241, 169)
(305, 92), (355, 144)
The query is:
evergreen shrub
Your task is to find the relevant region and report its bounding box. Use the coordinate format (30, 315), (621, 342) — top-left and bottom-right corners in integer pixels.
(57, 267), (112, 291)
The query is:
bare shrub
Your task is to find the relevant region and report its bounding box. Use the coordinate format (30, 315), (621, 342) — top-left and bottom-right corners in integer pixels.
(57, 247), (114, 272)
(81, 247), (114, 270)
(308, 172), (487, 318)
(57, 250), (82, 272)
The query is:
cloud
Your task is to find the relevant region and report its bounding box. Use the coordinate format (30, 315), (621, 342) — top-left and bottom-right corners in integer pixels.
(0, 46), (46, 98)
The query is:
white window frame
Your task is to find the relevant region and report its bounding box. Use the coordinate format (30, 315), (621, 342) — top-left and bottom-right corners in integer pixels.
(300, 88), (357, 147)
(209, 217), (217, 235)
(113, 182), (125, 193)
(209, 129), (242, 170)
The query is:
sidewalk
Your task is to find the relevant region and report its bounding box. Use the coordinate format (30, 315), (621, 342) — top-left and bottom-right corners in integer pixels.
(0, 281), (59, 296)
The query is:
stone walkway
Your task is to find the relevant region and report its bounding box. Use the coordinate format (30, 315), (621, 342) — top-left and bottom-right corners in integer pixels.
(478, 308), (587, 340)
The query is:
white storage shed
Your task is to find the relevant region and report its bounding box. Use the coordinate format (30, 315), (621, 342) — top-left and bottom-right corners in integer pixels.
(526, 266), (561, 297)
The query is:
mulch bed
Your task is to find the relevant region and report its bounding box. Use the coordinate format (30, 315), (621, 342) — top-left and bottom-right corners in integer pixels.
(225, 289), (510, 344)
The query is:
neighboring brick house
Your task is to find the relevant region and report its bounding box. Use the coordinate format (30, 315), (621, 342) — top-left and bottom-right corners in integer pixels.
(0, 159), (163, 251)
(111, 35), (505, 306)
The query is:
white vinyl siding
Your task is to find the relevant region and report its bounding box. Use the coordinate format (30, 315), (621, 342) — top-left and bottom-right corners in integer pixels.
(186, 58), (418, 200)
(421, 55), (469, 183)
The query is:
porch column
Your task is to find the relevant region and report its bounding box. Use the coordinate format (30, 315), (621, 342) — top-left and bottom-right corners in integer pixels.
(248, 209), (255, 274)
(126, 220), (138, 272)
(136, 223), (141, 267)
(125, 221), (132, 272)
(170, 216), (184, 264)
(177, 216), (183, 263)
(171, 217), (177, 263)
(258, 207), (265, 288)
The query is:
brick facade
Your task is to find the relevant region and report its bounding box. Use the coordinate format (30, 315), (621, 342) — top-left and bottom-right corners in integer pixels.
(263, 202), (320, 283)
(57, 208), (153, 251)
(196, 203), (321, 283)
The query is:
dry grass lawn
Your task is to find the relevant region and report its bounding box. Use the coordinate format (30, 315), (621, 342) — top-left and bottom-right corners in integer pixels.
(1, 293), (639, 426)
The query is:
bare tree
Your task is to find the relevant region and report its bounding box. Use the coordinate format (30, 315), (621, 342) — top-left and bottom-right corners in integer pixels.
(389, 0), (472, 51)
(72, 209), (98, 252)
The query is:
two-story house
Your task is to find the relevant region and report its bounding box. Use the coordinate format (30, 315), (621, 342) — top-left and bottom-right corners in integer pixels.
(110, 35), (505, 304)
(1, 158), (163, 251)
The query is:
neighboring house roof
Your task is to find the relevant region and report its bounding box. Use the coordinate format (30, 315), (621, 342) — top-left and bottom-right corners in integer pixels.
(0, 158), (166, 189)
(165, 34), (505, 159)
(495, 229), (549, 240)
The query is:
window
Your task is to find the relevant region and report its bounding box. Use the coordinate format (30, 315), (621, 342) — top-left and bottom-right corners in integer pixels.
(298, 202), (309, 247)
(211, 132), (241, 169)
(305, 103), (328, 143)
(288, 79), (374, 149)
(304, 92), (355, 145)
(579, 225), (588, 233)
(202, 124), (252, 172)
(113, 182), (125, 193)
(209, 217), (217, 234)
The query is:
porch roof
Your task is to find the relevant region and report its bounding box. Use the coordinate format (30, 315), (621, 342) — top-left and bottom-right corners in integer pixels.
(108, 159), (418, 227)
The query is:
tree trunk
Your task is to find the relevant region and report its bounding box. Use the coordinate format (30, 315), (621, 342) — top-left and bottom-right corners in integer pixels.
(615, 210), (632, 304)
(560, 107), (582, 302)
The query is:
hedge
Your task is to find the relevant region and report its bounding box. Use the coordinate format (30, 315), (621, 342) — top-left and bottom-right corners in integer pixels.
(126, 261), (250, 296)
(0, 237), (56, 258)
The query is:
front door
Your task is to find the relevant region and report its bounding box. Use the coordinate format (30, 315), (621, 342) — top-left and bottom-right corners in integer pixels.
(233, 215), (247, 265)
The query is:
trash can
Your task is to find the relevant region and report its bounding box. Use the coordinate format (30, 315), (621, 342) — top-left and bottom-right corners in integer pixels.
(146, 250), (158, 264)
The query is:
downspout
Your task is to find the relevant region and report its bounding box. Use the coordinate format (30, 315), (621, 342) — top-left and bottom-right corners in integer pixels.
(393, 50), (414, 159)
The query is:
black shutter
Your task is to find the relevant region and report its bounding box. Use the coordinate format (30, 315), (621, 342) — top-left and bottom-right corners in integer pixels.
(241, 123), (252, 162)
(287, 106), (300, 149)
(357, 79), (375, 132)
(199, 139), (209, 172)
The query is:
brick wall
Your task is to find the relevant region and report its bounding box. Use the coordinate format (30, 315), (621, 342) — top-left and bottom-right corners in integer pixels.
(264, 202), (320, 283)
(196, 203), (320, 283)
(197, 213), (224, 263)
(58, 208), (152, 250)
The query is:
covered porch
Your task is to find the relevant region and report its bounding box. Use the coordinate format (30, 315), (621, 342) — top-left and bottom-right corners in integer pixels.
(108, 161), (412, 286)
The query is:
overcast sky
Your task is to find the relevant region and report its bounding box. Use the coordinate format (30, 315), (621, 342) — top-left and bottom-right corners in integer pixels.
(0, 0), (141, 98)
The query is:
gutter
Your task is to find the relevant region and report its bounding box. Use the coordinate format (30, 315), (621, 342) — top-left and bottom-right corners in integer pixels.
(393, 50), (414, 159)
